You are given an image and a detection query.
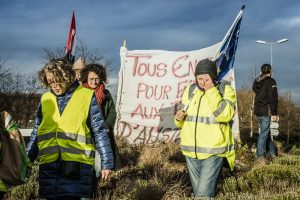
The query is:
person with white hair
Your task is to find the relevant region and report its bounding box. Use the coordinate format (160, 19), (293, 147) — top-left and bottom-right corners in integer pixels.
(72, 57), (85, 83)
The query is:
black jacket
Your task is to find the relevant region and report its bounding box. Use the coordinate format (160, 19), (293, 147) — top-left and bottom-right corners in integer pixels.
(252, 75), (278, 116)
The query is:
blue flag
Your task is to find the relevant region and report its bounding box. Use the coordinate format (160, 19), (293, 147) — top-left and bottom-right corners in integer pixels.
(215, 5), (245, 81)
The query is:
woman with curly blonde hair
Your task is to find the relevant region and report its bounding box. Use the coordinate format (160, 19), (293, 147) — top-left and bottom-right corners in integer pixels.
(38, 59), (75, 94)
(27, 58), (114, 200)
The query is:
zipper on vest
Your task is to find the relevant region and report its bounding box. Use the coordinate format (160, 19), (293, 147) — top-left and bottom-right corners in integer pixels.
(194, 92), (204, 159)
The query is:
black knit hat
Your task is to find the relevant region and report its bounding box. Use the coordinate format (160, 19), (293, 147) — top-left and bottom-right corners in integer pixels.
(195, 58), (218, 80)
(261, 64), (272, 74)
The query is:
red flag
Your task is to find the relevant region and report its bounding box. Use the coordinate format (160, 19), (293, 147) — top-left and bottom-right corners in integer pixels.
(65, 11), (76, 63)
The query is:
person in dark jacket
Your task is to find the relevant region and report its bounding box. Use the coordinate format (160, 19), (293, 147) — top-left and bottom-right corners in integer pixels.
(81, 63), (121, 169)
(27, 59), (114, 200)
(252, 63), (279, 164)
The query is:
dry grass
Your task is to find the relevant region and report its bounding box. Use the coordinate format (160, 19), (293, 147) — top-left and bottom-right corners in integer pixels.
(217, 143), (300, 199)
(4, 137), (300, 200)
(4, 163), (40, 200)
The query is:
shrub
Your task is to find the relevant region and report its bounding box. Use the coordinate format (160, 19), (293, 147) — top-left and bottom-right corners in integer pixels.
(5, 163), (39, 200)
(4, 138), (300, 200)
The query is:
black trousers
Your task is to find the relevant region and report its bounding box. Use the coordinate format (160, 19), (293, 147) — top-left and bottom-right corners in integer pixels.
(0, 191), (6, 200)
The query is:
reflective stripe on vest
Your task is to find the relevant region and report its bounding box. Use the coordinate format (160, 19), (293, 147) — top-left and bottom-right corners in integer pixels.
(37, 132), (93, 144)
(37, 86), (94, 165)
(39, 145), (95, 158)
(213, 99), (235, 117)
(181, 144), (234, 154)
(185, 115), (221, 125)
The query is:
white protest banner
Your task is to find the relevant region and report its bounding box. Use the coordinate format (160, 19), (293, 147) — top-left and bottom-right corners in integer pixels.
(115, 43), (223, 144)
(114, 5), (245, 144)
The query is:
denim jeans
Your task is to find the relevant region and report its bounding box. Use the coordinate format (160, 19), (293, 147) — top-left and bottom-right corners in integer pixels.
(185, 155), (224, 198)
(256, 116), (277, 157)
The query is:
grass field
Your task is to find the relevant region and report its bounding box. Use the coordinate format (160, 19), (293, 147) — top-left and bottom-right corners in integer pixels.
(4, 137), (300, 200)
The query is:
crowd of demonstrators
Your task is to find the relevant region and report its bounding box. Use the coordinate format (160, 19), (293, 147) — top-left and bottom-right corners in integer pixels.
(26, 59), (114, 200)
(252, 64), (279, 164)
(0, 57), (281, 199)
(81, 63), (121, 169)
(0, 57), (121, 199)
(175, 58), (236, 198)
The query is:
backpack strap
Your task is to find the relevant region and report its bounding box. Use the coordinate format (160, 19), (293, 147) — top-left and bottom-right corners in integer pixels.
(188, 83), (197, 100)
(181, 83), (197, 112)
(189, 81), (230, 98)
(217, 80), (231, 96)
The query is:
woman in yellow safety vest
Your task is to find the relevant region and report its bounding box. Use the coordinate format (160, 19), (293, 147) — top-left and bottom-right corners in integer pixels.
(26, 58), (114, 200)
(175, 58), (236, 198)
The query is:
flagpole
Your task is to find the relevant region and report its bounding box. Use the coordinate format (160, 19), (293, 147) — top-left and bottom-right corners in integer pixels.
(65, 11), (76, 63)
(115, 40), (127, 135)
(122, 40), (127, 48)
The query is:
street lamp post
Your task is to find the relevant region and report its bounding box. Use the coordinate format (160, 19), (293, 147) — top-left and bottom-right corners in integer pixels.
(256, 38), (288, 67)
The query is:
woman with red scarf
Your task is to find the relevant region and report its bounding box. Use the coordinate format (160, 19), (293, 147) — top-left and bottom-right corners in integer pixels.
(81, 63), (121, 170)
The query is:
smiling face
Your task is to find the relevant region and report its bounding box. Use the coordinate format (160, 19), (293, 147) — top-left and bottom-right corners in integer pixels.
(87, 71), (101, 89)
(46, 72), (67, 95)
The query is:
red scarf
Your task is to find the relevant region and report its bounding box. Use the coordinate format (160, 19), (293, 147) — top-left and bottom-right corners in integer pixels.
(83, 82), (106, 112)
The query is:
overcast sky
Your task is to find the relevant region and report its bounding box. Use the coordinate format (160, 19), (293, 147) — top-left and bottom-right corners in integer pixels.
(1, 0), (299, 103)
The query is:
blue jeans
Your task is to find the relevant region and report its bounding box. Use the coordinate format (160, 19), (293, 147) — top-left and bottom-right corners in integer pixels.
(256, 116), (277, 157)
(185, 155), (224, 198)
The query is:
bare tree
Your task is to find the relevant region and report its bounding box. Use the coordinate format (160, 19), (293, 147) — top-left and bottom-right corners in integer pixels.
(287, 90), (291, 145)
(0, 58), (14, 93)
(277, 91), (300, 145)
(42, 39), (111, 64)
(42, 38), (113, 81)
(0, 58), (41, 127)
(42, 47), (65, 61)
(237, 89), (255, 135)
(77, 38), (105, 63)
(23, 74), (40, 128)
(77, 38), (114, 82)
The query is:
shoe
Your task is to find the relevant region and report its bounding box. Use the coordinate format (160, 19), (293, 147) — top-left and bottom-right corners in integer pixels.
(270, 154), (277, 159)
(255, 157), (267, 166)
(269, 154), (277, 162)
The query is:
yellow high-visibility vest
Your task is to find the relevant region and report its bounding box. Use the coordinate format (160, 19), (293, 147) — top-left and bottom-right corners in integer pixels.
(175, 83), (236, 170)
(37, 86), (95, 165)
